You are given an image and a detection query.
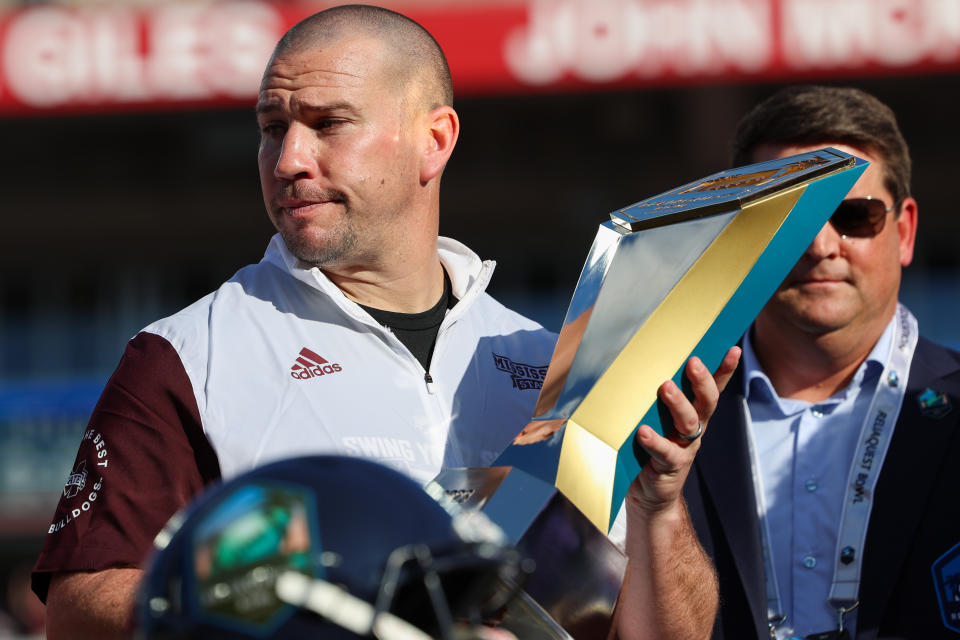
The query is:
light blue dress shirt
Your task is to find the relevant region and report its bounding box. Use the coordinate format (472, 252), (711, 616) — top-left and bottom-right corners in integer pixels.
(743, 317), (894, 639)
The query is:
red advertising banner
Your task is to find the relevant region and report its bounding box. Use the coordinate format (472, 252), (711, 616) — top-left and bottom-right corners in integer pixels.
(1, 0), (959, 115)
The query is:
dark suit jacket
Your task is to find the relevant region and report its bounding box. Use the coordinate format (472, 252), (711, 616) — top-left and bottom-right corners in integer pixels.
(685, 337), (960, 640)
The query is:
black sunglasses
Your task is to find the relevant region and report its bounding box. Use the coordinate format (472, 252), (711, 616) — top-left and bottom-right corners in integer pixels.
(830, 197), (899, 238)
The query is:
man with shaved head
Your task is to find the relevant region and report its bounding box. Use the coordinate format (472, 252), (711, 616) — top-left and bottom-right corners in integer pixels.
(34, 6), (733, 639)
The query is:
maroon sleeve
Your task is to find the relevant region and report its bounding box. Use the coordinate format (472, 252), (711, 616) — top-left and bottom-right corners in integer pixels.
(31, 332), (221, 602)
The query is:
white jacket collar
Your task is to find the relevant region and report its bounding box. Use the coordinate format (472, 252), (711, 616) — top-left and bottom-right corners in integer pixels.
(261, 233), (496, 309)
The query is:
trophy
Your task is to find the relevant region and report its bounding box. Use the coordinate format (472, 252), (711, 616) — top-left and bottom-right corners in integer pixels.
(430, 148), (867, 639)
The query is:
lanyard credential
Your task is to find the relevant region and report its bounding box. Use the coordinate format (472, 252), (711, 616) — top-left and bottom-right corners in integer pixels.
(744, 305), (919, 640)
(828, 305), (917, 610)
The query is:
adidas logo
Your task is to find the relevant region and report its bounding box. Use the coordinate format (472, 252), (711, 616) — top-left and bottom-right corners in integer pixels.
(290, 347), (343, 380)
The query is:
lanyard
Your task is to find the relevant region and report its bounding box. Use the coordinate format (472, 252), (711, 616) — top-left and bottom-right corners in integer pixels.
(744, 305), (918, 638)
(742, 407), (789, 636)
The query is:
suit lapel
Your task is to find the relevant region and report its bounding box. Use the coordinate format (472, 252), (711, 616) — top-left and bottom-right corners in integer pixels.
(859, 339), (960, 625)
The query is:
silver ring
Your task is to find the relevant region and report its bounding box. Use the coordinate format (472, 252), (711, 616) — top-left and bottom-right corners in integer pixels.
(678, 421), (703, 442)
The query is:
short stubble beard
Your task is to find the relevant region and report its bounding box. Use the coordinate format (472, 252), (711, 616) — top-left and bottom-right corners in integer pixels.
(280, 224), (358, 268)
(272, 187), (357, 268)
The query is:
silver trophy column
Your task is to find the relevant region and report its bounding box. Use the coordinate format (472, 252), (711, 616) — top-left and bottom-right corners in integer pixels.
(432, 148), (867, 639)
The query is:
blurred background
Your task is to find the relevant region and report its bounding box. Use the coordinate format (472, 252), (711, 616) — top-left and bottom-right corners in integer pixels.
(1, 0), (958, 636)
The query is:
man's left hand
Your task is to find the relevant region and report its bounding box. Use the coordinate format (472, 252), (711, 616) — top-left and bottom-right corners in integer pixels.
(615, 346), (741, 640)
(630, 345), (741, 514)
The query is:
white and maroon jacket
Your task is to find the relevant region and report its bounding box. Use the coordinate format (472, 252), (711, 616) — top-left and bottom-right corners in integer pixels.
(33, 234), (556, 599)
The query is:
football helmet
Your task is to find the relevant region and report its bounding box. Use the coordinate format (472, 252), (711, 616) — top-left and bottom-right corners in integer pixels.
(135, 455), (532, 640)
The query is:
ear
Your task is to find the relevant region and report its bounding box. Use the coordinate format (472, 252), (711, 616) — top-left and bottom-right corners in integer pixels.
(896, 196), (918, 267)
(420, 105), (459, 184)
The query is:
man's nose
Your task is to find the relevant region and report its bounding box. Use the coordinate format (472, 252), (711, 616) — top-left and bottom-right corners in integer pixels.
(274, 125), (315, 180)
(805, 220), (843, 259)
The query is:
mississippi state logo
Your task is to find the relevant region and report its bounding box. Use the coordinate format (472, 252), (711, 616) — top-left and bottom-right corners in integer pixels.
(290, 348), (343, 380)
(492, 353), (548, 391)
(63, 460), (87, 499)
(933, 540), (960, 633)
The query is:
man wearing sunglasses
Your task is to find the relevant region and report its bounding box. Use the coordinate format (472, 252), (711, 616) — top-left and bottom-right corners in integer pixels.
(684, 85), (960, 640)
